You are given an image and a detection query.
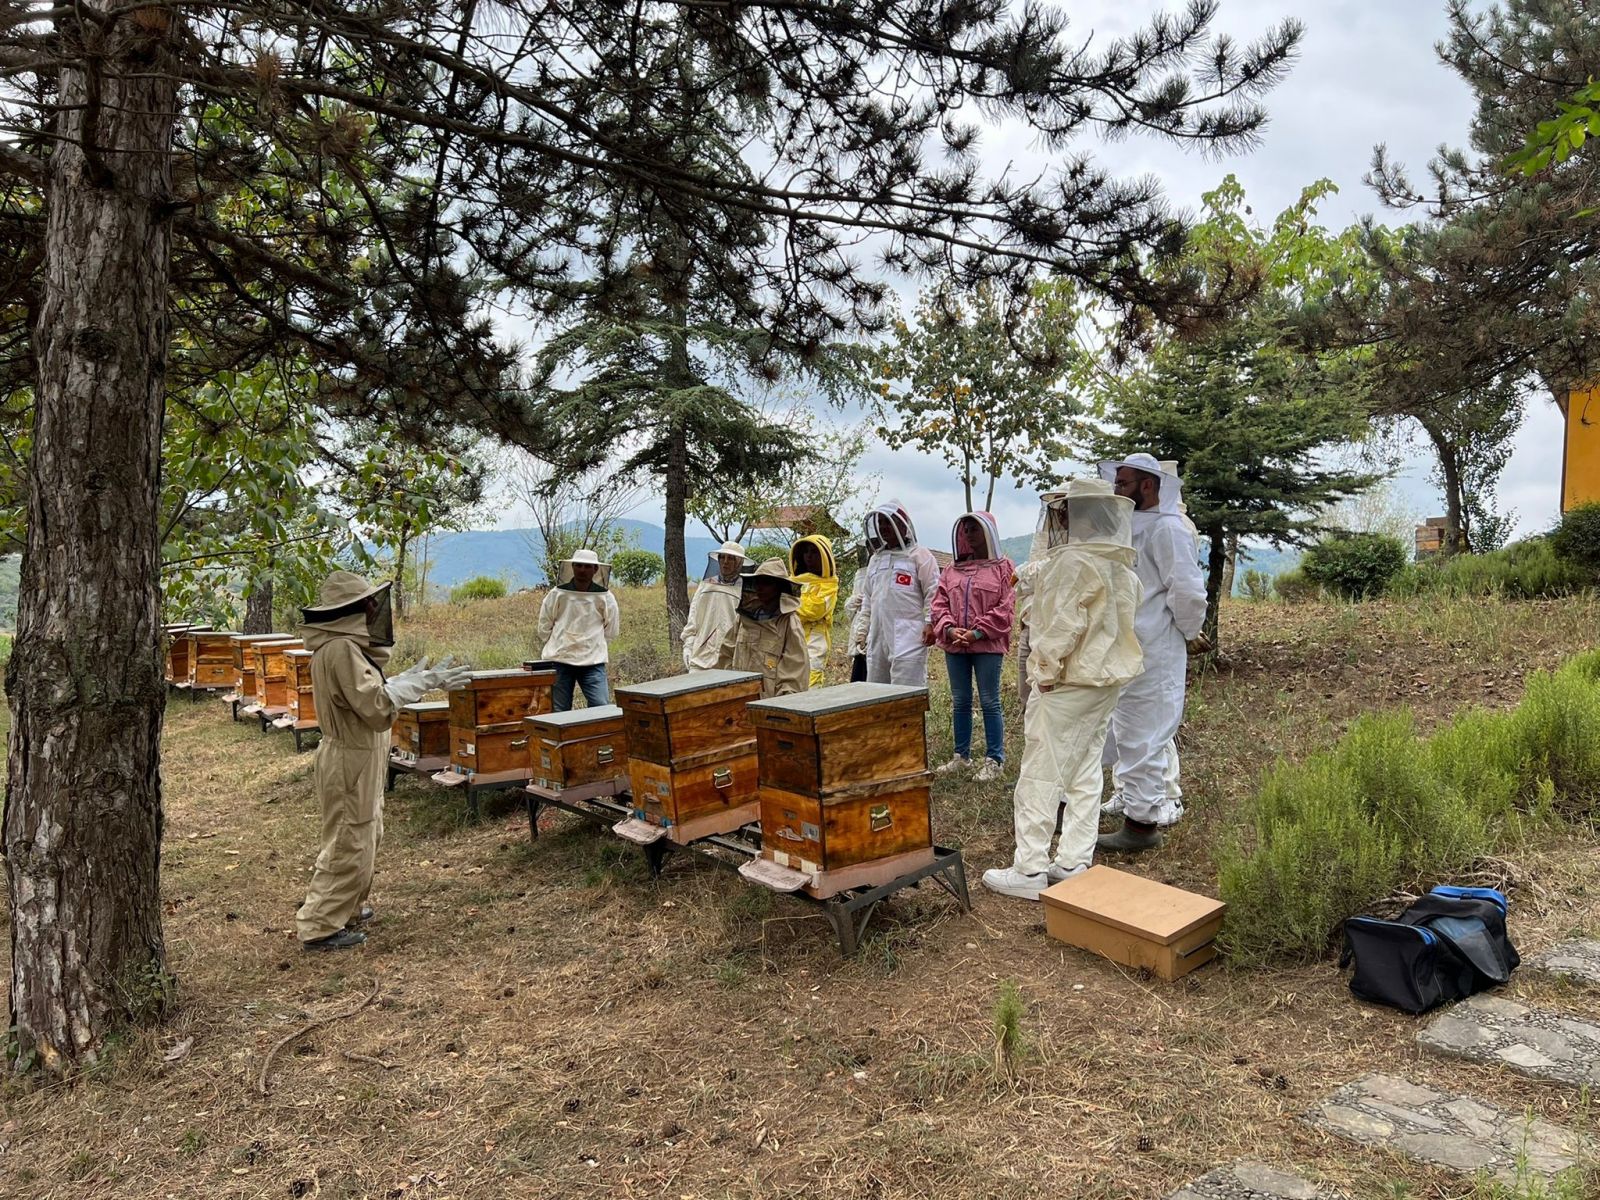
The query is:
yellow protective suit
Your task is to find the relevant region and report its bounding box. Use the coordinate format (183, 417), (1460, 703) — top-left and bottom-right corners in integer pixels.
(294, 613), (399, 941)
(717, 559), (811, 698)
(1010, 539), (1143, 877)
(788, 535), (838, 688)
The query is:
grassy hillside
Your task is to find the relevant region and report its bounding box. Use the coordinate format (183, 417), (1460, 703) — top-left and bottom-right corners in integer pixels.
(0, 591), (1595, 1199)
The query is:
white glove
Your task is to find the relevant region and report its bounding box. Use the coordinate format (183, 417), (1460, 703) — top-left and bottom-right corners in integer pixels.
(384, 672), (431, 707)
(426, 654), (473, 692)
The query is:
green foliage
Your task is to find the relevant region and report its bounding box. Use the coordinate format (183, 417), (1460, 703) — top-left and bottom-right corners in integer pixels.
(1551, 502), (1600, 573)
(1219, 653), (1600, 965)
(1393, 539), (1592, 600)
(1270, 567), (1320, 604)
(1239, 569), (1274, 602)
(450, 576), (508, 603)
(874, 280), (1085, 513)
(611, 549), (664, 589)
(990, 980), (1026, 1077)
(1505, 77), (1600, 178)
(1301, 533), (1408, 600)
(539, 525), (635, 589)
(744, 540), (791, 568)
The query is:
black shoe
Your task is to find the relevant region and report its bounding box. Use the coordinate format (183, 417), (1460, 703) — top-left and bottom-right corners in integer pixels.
(1096, 819), (1164, 854)
(349, 904), (376, 927)
(303, 928), (367, 952)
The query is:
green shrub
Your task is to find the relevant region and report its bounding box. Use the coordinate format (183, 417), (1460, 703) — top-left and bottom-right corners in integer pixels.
(1551, 501), (1600, 574)
(1301, 532), (1408, 600)
(449, 576), (507, 603)
(611, 549), (664, 588)
(1218, 652), (1600, 966)
(1239, 569), (1274, 602)
(744, 540), (791, 568)
(1270, 567), (1320, 604)
(1400, 539), (1590, 599)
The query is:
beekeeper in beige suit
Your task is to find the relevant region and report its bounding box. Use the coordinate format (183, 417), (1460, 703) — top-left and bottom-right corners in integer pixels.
(295, 571), (471, 951)
(717, 558), (810, 698)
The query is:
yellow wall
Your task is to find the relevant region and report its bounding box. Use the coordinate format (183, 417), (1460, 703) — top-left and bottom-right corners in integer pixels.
(1566, 388), (1600, 512)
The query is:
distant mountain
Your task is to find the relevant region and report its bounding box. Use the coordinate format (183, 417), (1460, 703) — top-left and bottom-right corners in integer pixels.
(413, 519), (725, 589)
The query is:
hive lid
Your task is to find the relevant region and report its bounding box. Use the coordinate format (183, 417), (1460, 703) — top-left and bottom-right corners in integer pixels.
(402, 700), (450, 713)
(285, 649), (313, 659)
(528, 704), (624, 730)
(615, 669), (761, 698)
(1040, 865), (1225, 945)
(231, 632), (289, 643)
(748, 682), (928, 717)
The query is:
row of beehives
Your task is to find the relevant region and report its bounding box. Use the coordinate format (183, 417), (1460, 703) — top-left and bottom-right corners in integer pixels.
(162, 621), (939, 900)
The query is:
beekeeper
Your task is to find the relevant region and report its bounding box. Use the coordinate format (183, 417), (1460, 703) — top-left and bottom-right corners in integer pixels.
(1095, 454), (1208, 853)
(788, 535), (838, 687)
(859, 501), (939, 686)
(718, 558), (810, 697)
(681, 541), (749, 670)
(295, 571), (472, 951)
(982, 480), (1143, 900)
(537, 548), (622, 710)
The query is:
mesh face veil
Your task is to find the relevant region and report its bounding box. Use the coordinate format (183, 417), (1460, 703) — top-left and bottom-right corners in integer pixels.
(365, 586), (396, 647)
(1036, 480), (1134, 553)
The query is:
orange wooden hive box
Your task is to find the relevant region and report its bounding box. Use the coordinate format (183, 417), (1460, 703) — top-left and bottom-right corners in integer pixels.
(444, 667), (556, 781)
(1040, 865), (1225, 982)
(392, 700), (452, 765)
(527, 705), (628, 796)
(283, 648), (318, 727)
(251, 638), (303, 714)
(742, 683), (933, 898)
(228, 633), (285, 699)
(163, 624), (206, 682)
(614, 669), (763, 844)
(188, 630), (239, 688)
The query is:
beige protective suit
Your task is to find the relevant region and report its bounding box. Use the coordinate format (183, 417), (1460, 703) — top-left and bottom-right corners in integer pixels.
(682, 543), (748, 670)
(1008, 485), (1144, 880)
(294, 613), (398, 941)
(717, 559), (810, 698)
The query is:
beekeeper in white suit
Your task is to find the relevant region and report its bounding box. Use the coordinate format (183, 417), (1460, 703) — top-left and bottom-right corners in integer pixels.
(680, 540), (749, 670)
(1096, 453), (1208, 853)
(857, 501), (939, 686)
(983, 480), (1143, 900)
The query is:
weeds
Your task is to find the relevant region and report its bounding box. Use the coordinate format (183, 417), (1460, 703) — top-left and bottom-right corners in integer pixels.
(990, 980), (1025, 1079)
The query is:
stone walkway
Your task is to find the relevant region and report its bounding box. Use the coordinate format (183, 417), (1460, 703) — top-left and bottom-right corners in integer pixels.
(1419, 993), (1600, 1088)
(1528, 939), (1600, 986)
(1304, 1073), (1588, 1183)
(1165, 1161), (1345, 1200)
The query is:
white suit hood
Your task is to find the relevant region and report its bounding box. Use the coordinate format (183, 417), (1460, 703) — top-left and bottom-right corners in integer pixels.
(1099, 453), (1183, 515)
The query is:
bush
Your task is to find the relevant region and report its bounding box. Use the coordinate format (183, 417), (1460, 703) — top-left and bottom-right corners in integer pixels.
(1239, 569), (1274, 602)
(1551, 501), (1600, 574)
(449, 576), (507, 603)
(1218, 652), (1600, 965)
(1395, 539), (1590, 600)
(1300, 532), (1408, 600)
(744, 540), (792, 568)
(1271, 567), (1320, 604)
(611, 548), (664, 588)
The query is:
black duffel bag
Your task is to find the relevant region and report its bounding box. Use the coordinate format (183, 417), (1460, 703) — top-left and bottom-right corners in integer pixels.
(1340, 885), (1519, 1014)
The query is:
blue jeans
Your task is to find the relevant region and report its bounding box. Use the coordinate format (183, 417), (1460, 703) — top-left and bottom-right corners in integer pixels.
(552, 663), (609, 712)
(945, 651), (1004, 763)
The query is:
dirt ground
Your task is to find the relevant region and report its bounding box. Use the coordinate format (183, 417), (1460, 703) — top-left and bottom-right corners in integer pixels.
(1, 595), (1597, 1199)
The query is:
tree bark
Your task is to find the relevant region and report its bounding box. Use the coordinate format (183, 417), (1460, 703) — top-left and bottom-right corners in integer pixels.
(243, 576), (275, 634)
(1219, 530), (1239, 599)
(1202, 526), (1227, 655)
(663, 315), (692, 659)
(1420, 418), (1471, 556)
(5, 6), (180, 1074)
(393, 520), (412, 619)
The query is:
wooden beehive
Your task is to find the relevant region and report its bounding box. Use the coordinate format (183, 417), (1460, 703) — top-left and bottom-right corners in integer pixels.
(284, 648), (317, 726)
(251, 639), (303, 713)
(229, 633), (284, 697)
(1040, 866), (1225, 982)
(391, 700), (451, 763)
(188, 630), (240, 688)
(446, 667), (556, 779)
(616, 669), (763, 841)
(528, 705), (628, 794)
(163, 624), (206, 682)
(747, 684), (934, 894)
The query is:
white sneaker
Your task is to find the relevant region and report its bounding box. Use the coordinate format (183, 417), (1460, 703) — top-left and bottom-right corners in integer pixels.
(1101, 789), (1126, 817)
(974, 758), (1003, 783)
(1047, 862), (1088, 884)
(981, 866), (1049, 900)
(934, 755), (971, 775)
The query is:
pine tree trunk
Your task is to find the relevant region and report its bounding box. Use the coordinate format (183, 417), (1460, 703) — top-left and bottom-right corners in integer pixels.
(5, 6), (180, 1075)
(243, 577), (274, 635)
(1202, 527), (1227, 655)
(663, 314), (692, 657)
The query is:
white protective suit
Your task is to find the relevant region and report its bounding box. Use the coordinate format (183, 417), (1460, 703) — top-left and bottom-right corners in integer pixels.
(1009, 482), (1144, 878)
(681, 542), (749, 670)
(1098, 455), (1207, 827)
(858, 502), (939, 686)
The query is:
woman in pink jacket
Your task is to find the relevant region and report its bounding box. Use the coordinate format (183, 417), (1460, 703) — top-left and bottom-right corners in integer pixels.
(930, 512), (1015, 782)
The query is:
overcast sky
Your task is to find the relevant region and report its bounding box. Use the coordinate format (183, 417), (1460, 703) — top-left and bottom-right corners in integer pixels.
(495, 1), (1567, 550)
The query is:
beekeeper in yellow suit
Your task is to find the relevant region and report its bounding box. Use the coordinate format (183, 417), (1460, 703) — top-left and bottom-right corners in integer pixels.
(788, 535), (838, 687)
(295, 571), (471, 951)
(718, 558), (810, 698)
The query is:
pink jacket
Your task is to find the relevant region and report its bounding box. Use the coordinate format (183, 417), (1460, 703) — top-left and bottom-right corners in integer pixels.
(930, 512), (1015, 655)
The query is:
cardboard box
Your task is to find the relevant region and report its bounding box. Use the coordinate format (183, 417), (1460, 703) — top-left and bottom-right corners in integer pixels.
(1040, 865), (1225, 982)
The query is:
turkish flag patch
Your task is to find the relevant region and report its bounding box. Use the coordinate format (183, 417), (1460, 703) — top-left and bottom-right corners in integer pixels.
(895, 571), (913, 586)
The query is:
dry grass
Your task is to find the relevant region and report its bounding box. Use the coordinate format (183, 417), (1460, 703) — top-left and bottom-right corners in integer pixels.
(0, 592), (1597, 1199)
